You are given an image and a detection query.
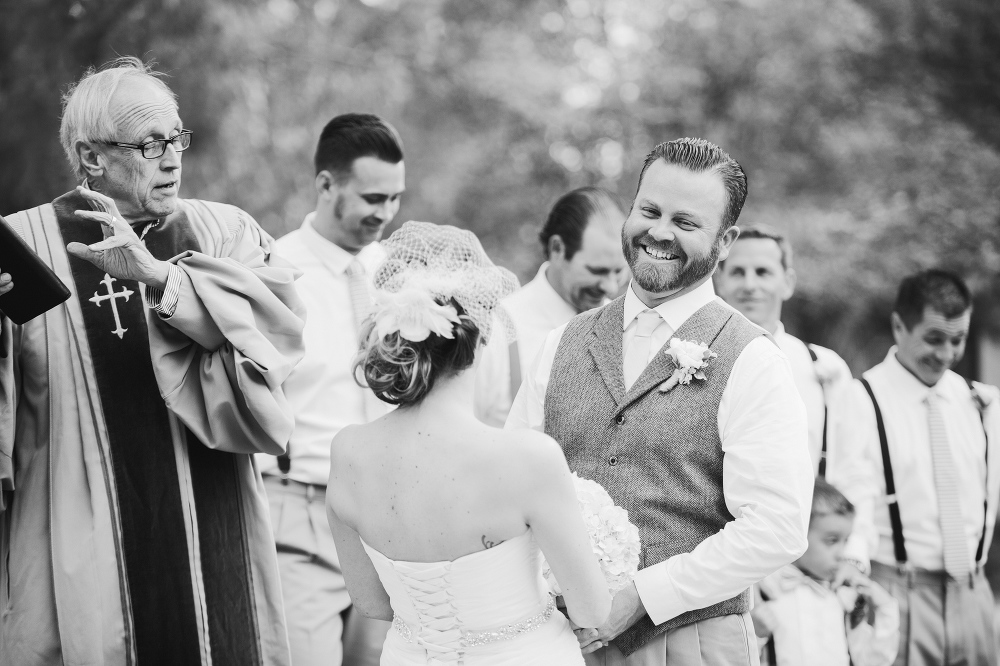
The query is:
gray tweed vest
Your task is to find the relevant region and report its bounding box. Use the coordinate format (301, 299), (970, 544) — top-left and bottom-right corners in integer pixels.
(544, 296), (764, 656)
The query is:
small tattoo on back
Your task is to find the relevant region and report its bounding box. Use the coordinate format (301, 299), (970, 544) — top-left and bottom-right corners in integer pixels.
(482, 535), (505, 550)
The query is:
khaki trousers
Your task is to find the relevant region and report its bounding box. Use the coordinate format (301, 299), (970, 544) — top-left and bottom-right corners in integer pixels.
(871, 561), (997, 666)
(584, 613), (760, 666)
(265, 476), (390, 666)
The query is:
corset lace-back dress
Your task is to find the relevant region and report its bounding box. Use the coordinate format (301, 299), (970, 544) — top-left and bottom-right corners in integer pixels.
(361, 530), (584, 665)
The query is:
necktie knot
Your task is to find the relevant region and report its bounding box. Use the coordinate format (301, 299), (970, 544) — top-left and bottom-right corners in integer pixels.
(635, 310), (662, 338)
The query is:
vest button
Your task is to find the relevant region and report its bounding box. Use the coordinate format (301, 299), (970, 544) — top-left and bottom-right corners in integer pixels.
(608, 455), (619, 466)
(615, 413), (625, 425)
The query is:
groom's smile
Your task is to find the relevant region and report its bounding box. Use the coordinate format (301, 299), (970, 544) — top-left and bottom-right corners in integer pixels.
(622, 160), (738, 305)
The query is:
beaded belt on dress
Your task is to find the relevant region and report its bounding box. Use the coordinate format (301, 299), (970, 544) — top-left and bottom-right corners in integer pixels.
(392, 595), (556, 648)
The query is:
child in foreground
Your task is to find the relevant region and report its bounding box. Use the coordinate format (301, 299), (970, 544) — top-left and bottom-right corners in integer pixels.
(752, 478), (900, 666)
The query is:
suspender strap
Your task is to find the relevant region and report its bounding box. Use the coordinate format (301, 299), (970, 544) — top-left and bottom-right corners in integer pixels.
(808, 346), (829, 479)
(860, 378), (908, 565)
(967, 378), (990, 564)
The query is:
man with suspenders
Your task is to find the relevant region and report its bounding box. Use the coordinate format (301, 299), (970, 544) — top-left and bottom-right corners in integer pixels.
(715, 225), (855, 476)
(839, 269), (999, 665)
(715, 224), (872, 591)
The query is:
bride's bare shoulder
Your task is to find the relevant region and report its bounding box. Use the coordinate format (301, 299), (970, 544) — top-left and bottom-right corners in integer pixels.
(491, 428), (568, 473)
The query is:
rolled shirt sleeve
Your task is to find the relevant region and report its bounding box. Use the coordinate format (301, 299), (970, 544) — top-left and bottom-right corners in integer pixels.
(627, 337), (813, 625)
(509, 326), (812, 626)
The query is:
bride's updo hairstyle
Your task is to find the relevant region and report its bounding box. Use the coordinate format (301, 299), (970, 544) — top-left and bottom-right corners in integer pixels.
(355, 221), (518, 407)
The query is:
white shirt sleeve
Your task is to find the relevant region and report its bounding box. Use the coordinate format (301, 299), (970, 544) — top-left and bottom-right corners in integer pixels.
(632, 336), (813, 625)
(831, 379), (882, 565)
(504, 324), (566, 433)
(473, 330), (513, 428)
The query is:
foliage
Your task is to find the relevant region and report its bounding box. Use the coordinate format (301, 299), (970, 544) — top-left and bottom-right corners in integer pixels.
(1, 0), (998, 373)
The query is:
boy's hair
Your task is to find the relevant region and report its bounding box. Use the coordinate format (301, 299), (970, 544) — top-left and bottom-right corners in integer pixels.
(811, 477), (855, 522)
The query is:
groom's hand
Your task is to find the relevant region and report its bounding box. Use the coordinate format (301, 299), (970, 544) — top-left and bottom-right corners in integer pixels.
(576, 582), (647, 655)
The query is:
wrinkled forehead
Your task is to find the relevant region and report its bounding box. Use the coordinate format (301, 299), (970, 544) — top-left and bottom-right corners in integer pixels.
(108, 76), (180, 141)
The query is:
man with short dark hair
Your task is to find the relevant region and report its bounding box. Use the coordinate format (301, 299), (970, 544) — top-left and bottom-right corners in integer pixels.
(509, 138), (812, 664)
(714, 224), (859, 487)
(474, 186), (628, 425)
(257, 113), (404, 666)
(0, 57), (304, 666)
(838, 269), (999, 666)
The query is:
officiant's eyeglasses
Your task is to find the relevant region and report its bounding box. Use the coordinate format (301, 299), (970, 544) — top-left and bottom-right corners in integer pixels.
(103, 130), (193, 159)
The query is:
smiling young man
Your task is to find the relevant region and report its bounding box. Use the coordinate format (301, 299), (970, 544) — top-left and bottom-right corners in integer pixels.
(838, 270), (1000, 666)
(0, 58), (305, 666)
(508, 138), (812, 665)
(256, 113), (404, 666)
(474, 187), (628, 426)
(714, 226), (857, 480)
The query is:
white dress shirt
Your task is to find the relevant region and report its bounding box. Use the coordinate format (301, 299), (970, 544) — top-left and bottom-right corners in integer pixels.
(774, 324), (874, 566)
(836, 349), (1000, 571)
(506, 279), (813, 626)
(474, 262), (577, 426)
(774, 323), (853, 472)
(256, 213), (388, 485)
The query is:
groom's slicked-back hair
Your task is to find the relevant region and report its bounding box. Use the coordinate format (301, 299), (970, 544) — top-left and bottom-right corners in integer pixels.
(314, 113), (404, 182)
(634, 138), (748, 231)
(894, 269), (972, 330)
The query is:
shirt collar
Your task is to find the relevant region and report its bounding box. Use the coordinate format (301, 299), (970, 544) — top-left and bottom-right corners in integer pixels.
(525, 262), (582, 318)
(300, 211), (377, 275)
(882, 346), (950, 403)
(622, 278), (717, 332)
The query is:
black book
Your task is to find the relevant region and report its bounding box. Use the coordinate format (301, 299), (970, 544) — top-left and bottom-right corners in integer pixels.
(0, 213), (72, 324)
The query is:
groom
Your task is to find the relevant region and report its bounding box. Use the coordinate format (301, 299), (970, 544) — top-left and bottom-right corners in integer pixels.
(507, 138), (813, 664)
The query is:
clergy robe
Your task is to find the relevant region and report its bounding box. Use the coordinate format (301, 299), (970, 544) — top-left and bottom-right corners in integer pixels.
(0, 189), (305, 665)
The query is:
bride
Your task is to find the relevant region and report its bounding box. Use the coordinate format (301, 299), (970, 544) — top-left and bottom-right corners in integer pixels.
(325, 222), (612, 665)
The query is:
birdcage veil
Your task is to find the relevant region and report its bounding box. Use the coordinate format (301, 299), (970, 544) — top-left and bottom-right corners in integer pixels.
(372, 221), (518, 345)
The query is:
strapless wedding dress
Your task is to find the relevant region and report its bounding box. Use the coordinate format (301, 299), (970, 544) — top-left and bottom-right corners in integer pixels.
(361, 530), (584, 665)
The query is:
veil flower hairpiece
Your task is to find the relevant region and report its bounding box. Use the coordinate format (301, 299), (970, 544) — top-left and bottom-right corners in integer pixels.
(373, 287), (462, 342)
(370, 221), (519, 344)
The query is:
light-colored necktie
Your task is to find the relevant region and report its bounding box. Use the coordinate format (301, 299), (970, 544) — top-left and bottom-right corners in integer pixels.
(346, 259), (371, 336)
(623, 309), (664, 390)
(346, 259), (382, 421)
(926, 393), (970, 578)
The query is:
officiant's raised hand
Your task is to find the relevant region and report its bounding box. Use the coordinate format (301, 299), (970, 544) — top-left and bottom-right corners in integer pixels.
(0, 270), (12, 297)
(67, 186), (170, 290)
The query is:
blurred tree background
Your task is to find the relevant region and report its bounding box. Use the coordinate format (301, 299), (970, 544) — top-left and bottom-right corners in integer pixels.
(2, 0), (999, 375)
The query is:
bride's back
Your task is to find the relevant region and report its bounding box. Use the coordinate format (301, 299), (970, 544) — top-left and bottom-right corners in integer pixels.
(329, 392), (555, 563)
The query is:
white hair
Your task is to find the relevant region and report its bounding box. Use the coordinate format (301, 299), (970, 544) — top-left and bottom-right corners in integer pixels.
(59, 56), (177, 180)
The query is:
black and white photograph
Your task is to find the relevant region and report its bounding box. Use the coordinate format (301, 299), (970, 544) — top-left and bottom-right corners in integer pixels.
(1, 1), (998, 664)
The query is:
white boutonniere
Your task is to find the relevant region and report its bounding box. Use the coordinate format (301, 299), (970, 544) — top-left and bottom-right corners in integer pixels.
(969, 382), (992, 413)
(657, 338), (717, 393)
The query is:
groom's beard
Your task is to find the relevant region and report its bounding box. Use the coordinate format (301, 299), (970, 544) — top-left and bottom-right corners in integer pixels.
(623, 232), (721, 295)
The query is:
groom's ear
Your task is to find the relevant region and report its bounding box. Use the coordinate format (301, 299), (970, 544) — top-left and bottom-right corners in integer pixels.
(716, 225), (740, 263)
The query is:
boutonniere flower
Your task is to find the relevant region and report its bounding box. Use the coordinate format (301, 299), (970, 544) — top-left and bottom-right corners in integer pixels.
(969, 382), (992, 413)
(657, 338), (717, 393)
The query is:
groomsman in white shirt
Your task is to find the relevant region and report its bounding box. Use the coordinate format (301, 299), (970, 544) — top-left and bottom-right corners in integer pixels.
(475, 186), (629, 426)
(257, 114), (405, 666)
(509, 138), (812, 664)
(837, 270), (999, 666)
(715, 226), (871, 585)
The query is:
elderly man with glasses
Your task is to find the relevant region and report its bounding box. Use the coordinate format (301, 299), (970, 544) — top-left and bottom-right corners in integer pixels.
(0, 58), (305, 666)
